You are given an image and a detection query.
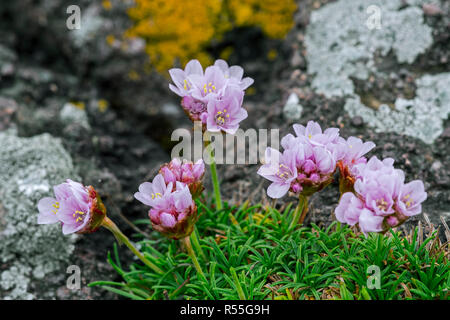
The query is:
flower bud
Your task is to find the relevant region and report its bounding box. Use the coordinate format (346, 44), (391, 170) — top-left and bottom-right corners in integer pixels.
(159, 158), (205, 199)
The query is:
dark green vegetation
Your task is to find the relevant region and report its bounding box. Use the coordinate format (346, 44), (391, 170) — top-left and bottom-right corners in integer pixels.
(90, 198), (449, 300)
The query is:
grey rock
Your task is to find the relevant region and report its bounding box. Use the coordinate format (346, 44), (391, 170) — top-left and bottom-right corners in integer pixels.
(305, 0), (433, 98)
(305, 0), (449, 144)
(344, 73), (450, 144)
(0, 130), (78, 299)
(283, 93), (303, 121)
(60, 102), (91, 131)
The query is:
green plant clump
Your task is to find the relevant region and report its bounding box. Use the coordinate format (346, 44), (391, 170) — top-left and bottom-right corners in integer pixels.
(90, 198), (449, 300)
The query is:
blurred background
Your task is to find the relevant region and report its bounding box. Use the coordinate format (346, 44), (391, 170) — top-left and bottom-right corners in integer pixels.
(0, 0), (448, 299)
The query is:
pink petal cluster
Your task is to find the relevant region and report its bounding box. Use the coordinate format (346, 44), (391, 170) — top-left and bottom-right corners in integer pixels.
(37, 180), (106, 234)
(258, 121), (341, 198)
(335, 156), (427, 235)
(159, 158), (205, 198)
(134, 175), (197, 239)
(258, 121), (377, 199)
(169, 59), (253, 134)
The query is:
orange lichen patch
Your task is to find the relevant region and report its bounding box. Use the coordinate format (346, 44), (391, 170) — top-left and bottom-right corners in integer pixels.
(128, 70), (140, 81)
(228, 0), (297, 39)
(97, 99), (109, 113)
(102, 0), (112, 10)
(122, 0), (297, 73)
(71, 101), (85, 110)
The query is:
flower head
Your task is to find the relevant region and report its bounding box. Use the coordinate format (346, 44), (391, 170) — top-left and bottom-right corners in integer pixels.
(334, 156), (427, 236)
(257, 147), (298, 198)
(206, 87), (247, 134)
(169, 59), (252, 132)
(37, 180), (106, 234)
(259, 121), (339, 198)
(188, 65), (228, 103)
(159, 158), (205, 198)
(137, 182), (198, 239)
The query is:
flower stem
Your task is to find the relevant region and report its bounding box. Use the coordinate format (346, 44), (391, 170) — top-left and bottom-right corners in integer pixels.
(209, 155), (223, 210)
(101, 217), (163, 275)
(205, 139), (223, 210)
(190, 227), (206, 262)
(182, 235), (205, 280)
(288, 194), (309, 232)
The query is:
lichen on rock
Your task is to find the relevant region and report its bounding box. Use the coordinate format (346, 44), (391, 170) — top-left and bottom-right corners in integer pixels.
(0, 130), (78, 299)
(344, 73), (450, 144)
(304, 0), (449, 144)
(305, 0), (433, 97)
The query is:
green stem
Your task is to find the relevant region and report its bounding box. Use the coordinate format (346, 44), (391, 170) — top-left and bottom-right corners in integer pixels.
(230, 267), (246, 300)
(205, 138), (223, 210)
(209, 154), (223, 210)
(182, 236), (205, 280)
(288, 194), (308, 232)
(190, 227), (206, 262)
(101, 217), (163, 275)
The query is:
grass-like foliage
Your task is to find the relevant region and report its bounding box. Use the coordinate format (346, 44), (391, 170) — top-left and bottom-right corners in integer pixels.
(90, 198), (449, 300)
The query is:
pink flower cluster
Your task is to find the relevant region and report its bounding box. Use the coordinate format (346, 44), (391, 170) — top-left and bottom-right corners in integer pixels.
(169, 59), (253, 134)
(336, 156), (427, 235)
(258, 120), (427, 235)
(134, 159), (205, 239)
(37, 180), (106, 234)
(258, 121), (374, 198)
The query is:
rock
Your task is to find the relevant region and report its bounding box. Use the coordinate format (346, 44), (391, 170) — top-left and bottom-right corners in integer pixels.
(0, 44), (17, 77)
(305, 0), (433, 98)
(0, 97), (18, 131)
(351, 116), (364, 127)
(0, 130), (78, 299)
(60, 102), (91, 131)
(344, 73), (450, 144)
(283, 93), (303, 121)
(422, 3), (443, 16)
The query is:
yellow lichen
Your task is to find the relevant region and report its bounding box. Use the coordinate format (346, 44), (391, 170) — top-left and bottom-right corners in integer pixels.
(122, 0), (297, 73)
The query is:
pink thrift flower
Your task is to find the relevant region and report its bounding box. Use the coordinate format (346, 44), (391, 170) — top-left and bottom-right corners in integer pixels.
(259, 122), (340, 198)
(134, 174), (173, 208)
(181, 95), (208, 123)
(169, 59), (252, 130)
(144, 182), (198, 239)
(334, 192), (364, 226)
(213, 59), (254, 90)
(37, 180), (106, 234)
(188, 65), (228, 103)
(396, 180), (427, 217)
(334, 156), (427, 235)
(169, 59), (204, 97)
(257, 147), (298, 198)
(292, 120), (340, 149)
(335, 136), (376, 194)
(338, 136), (376, 169)
(358, 209), (384, 234)
(206, 87), (247, 134)
(159, 158), (205, 198)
